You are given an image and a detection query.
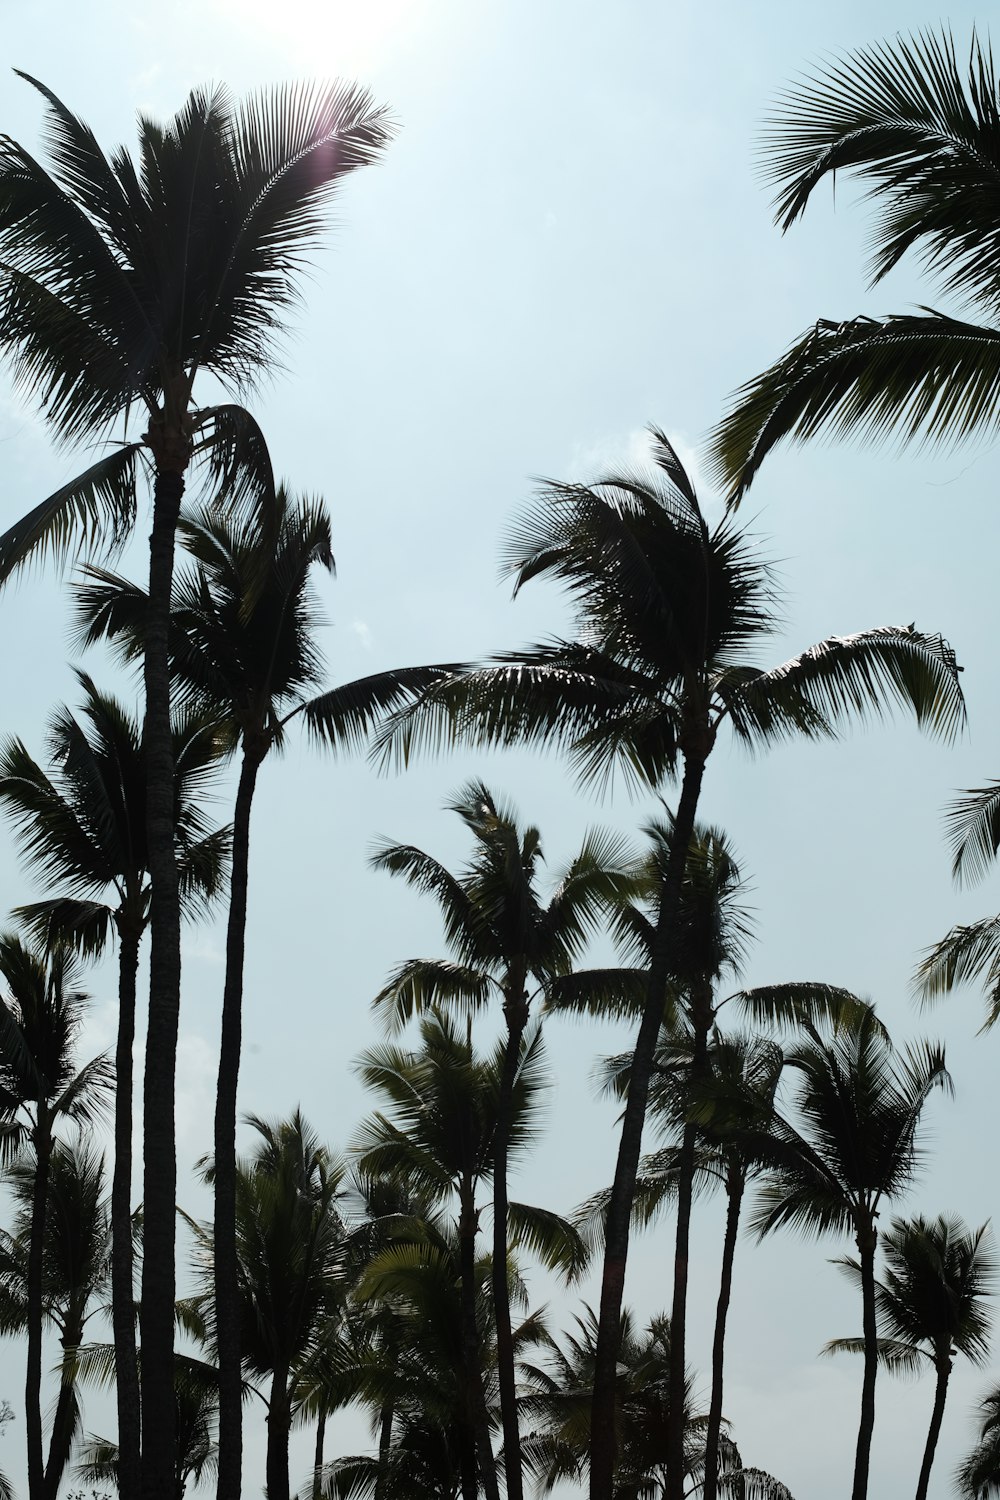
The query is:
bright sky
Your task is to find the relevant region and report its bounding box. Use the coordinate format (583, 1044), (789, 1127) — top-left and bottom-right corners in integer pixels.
(0, 2), (997, 1497)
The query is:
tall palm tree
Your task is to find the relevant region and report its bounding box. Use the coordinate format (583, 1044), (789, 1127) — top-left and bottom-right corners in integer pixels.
(709, 29), (1000, 503)
(0, 672), (229, 1496)
(370, 779), (628, 1500)
(825, 1214), (995, 1500)
(75, 492), (457, 1491)
(0, 937), (114, 1500)
(0, 76), (395, 1497)
(373, 430), (966, 1500)
(0, 1140), (117, 1500)
(184, 1111), (350, 1500)
(745, 1007), (950, 1500)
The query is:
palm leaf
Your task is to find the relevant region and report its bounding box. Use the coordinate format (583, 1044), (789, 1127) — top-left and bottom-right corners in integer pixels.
(0, 443), (141, 581)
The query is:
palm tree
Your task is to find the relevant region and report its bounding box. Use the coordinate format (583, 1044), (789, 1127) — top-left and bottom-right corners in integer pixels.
(184, 1111), (351, 1500)
(373, 434), (965, 1500)
(0, 937), (114, 1500)
(957, 1386), (1000, 1498)
(354, 1010), (585, 1500)
(825, 1214), (995, 1500)
(369, 779), (628, 1500)
(0, 1140), (117, 1500)
(0, 76), (395, 1497)
(0, 672), (229, 1495)
(709, 29), (1000, 503)
(75, 1353), (223, 1500)
(519, 1304), (792, 1499)
(74, 491), (457, 1496)
(744, 1007), (950, 1500)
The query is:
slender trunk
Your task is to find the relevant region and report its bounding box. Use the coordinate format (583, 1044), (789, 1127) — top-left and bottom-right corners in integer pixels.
(666, 986), (713, 1498)
(26, 1119), (51, 1500)
(374, 1398), (394, 1500)
(266, 1371), (292, 1500)
(914, 1357), (951, 1500)
(114, 922), (142, 1500)
(492, 984), (528, 1500)
(312, 1408), (327, 1500)
(43, 1321), (83, 1500)
(590, 750), (707, 1500)
(459, 1190), (501, 1500)
(852, 1224), (879, 1500)
(702, 1168), (745, 1500)
(215, 745), (264, 1500)
(141, 464), (186, 1500)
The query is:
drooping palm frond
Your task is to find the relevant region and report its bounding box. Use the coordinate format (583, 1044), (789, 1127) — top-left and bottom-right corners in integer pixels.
(712, 312), (1000, 504)
(947, 782), (1000, 886)
(914, 916), (1000, 1029)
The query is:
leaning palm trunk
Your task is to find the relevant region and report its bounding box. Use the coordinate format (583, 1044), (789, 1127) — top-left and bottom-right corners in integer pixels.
(113, 923), (142, 1500)
(590, 750), (707, 1500)
(914, 1359), (950, 1500)
(492, 983), (528, 1500)
(702, 1169), (745, 1500)
(312, 1409), (327, 1500)
(215, 745), (265, 1500)
(141, 460), (188, 1499)
(853, 1228), (879, 1500)
(26, 1120), (52, 1500)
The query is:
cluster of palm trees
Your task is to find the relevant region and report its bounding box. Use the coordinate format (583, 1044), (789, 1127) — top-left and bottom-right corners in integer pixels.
(0, 19), (995, 1500)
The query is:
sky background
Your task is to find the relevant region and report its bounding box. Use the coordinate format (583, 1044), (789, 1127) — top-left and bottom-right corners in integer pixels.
(0, 1), (996, 1496)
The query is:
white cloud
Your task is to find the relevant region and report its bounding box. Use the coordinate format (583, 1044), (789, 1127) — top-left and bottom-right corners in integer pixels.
(350, 618), (374, 650)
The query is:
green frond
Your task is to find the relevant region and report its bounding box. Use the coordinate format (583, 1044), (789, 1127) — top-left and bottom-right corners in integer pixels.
(506, 1202), (590, 1283)
(914, 916), (1000, 1028)
(947, 782), (1000, 886)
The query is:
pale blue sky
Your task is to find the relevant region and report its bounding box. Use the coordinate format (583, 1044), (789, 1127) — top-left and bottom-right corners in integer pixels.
(0, 2), (996, 1496)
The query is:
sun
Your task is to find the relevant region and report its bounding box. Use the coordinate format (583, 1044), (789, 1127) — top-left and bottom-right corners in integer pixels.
(209, 0), (421, 75)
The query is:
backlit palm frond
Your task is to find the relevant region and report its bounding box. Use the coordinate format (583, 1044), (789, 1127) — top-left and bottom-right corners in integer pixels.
(506, 1202), (589, 1283)
(743, 624), (965, 745)
(711, 312), (1000, 504)
(732, 983), (883, 1038)
(762, 29), (1000, 309)
(0, 444), (140, 582)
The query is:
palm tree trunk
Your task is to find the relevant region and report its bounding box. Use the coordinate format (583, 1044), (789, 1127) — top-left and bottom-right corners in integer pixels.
(113, 923), (142, 1500)
(266, 1370), (292, 1500)
(374, 1398), (394, 1500)
(215, 744), (264, 1500)
(43, 1323), (83, 1500)
(492, 986), (528, 1500)
(590, 749), (707, 1500)
(702, 1169), (745, 1500)
(141, 464), (186, 1500)
(26, 1119), (51, 1500)
(666, 986), (713, 1498)
(852, 1225), (879, 1500)
(459, 1191), (502, 1500)
(914, 1359), (951, 1500)
(312, 1408), (326, 1500)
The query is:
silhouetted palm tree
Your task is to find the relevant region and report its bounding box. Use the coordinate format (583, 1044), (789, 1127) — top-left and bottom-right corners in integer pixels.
(745, 1008), (950, 1500)
(372, 429), (964, 1500)
(370, 780), (627, 1500)
(76, 491), (456, 1488)
(0, 75), (394, 1498)
(826, 1213), (995, 1500)
(0, 672), (228, 1479)
(0, 937), (113, 1500)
